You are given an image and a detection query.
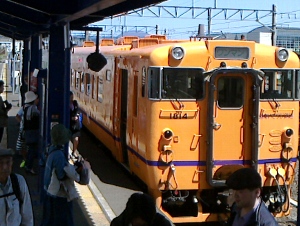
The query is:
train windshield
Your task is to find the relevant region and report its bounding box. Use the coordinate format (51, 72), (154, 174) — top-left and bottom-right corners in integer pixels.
(161, 68), (204, 99)
(260, 70), (297, 99)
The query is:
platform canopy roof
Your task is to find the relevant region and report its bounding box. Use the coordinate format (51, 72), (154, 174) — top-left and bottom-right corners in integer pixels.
(0, 0), (165, 40)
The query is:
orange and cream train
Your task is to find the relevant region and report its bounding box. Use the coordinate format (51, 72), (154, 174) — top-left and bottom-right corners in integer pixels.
(70, 35), (299, 224)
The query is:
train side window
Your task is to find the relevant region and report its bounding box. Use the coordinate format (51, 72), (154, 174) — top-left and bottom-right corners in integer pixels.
(106, 70), (111, 82)
(75, 71), (81, 90)
(80, 72), (85, 93)
(148, 67), (160, 99)
(91, 75), (95, 99)
(217, 77), (244, 108)
(85, 73), (91, 96)
(141, 66), (146, 97)
(133, 76), (138, 116)
(71, 69), (75, 87)
(97, 77), (103, 102)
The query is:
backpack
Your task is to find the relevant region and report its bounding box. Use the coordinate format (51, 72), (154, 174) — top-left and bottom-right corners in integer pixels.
(0, 173), (22, 209)
(74, 158), (91, 185)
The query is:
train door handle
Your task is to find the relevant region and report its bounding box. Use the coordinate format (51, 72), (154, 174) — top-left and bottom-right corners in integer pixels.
(213, 123), (222, 130)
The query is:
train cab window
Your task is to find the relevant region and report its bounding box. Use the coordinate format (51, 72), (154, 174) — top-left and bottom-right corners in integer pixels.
(97, 77), (103, 102)
(260, 70), (294, 99)
(80, 73), (85, 93)
(217, 77), (244, 108)
(148, 67), (160, 99)
(85, 73), (91, 95)
(162, 68), (204, 99)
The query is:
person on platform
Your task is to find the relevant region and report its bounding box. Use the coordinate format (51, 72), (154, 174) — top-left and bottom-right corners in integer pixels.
(0, 148), (33, 226)
(226, 168), (278, 226)
(111, 193), (172, 226)
(70, 91), (81, 158)
(42, 124), (77, 226)
(23, 91), (40, 175)
(0, 80), (12, 143)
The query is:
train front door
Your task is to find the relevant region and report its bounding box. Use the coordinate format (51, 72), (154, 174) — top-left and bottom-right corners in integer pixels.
(206, 69), (261, 187)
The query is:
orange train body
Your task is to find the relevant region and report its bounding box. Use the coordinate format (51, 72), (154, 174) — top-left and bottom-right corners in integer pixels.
(71, 36), (300, 223)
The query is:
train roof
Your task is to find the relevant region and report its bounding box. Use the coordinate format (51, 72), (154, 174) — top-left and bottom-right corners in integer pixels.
(72, 36), (300, 67)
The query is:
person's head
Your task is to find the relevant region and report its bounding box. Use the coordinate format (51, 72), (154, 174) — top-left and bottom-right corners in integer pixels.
(241, 35), (246, 40)
(0, 148), (14, 184)
(0, 80), (4, 93)
(25, 91), (38, 105)
(51, 124), (71, 146)
(125, 193), (156, 226)
(226, 168), (262, 209)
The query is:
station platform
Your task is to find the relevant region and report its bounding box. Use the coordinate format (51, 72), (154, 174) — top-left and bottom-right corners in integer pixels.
(1, 91), (111, 226)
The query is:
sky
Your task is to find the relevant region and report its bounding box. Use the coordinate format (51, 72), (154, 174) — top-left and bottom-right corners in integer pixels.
(91, 0), (300, 39)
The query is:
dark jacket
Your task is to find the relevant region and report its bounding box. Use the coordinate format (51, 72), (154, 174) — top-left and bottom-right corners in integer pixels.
(111, 211), (172, 226)
(110, 193), (172, 226)
(227, 201), (278, 226)
(70, 100), (80, 133)
(0, 96), (8, 127)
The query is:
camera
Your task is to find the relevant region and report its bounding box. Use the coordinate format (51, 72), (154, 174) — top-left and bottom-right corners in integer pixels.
(4, 100), (12, 110)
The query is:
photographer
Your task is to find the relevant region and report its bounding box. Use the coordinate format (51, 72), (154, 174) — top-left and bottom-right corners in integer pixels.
(0, 80), (12, 143)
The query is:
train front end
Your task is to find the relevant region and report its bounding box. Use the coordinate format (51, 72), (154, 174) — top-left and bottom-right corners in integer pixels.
(144, 40), (299, 223)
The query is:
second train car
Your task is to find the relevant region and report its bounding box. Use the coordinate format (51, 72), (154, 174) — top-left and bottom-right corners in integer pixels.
(71, 35), (299, 224)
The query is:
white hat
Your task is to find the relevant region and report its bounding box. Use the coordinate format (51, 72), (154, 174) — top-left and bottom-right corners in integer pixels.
(25, 91), (38, 104)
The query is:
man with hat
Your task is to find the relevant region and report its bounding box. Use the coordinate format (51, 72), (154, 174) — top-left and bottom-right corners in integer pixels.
(41, 123), (75, 226)
(226, 168), (278, 226)
(0, 148), (33, 225)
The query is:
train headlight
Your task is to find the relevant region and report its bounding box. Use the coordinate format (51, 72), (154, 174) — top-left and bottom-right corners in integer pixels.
(162, 128), (174, 140)
(276, 48), (289, 62)
(285, 128), (294, 137)
(170, 46), (185, 60)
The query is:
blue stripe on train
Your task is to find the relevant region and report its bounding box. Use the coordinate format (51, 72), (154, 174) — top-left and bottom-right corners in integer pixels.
(81, 109), (297, 167)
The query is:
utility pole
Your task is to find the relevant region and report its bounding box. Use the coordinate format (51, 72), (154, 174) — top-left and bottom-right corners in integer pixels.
(271, 4), (277, 46)
(208, 8), (211, 37)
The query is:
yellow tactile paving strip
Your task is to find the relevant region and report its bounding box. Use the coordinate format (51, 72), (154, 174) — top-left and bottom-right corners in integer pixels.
(75, 182), (110, 226)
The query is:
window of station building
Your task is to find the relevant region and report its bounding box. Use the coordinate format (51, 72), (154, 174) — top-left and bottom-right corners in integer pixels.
(97, 77), (103, 102)
(85, 73), (91, 96)
(162, 68), (204, 99)
(260, 70), (295, 99)
(80, 73), (85, 93)
(217, 77), (244, 108)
